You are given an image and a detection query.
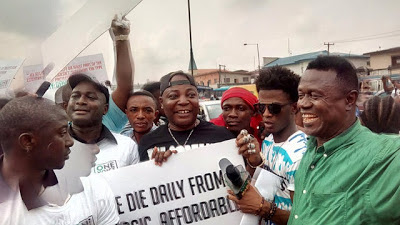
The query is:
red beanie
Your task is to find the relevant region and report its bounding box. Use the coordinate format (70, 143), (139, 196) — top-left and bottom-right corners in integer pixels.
(221, 87), (258, 110)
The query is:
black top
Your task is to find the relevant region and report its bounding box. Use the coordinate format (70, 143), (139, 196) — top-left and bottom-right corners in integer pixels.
(68, 124), (117, 144)
(138, 120), (235, 161)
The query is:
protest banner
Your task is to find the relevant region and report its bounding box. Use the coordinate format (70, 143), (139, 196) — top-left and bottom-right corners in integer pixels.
(23, 54), (108, 92)
(0, 59), (24, 96)
(101, 139), (245, 225)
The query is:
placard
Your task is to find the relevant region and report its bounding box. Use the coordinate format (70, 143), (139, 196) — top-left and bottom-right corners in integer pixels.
(101, 139), (244, 225)
(0, 59), (24, 96)
(23, 54), (108, 92)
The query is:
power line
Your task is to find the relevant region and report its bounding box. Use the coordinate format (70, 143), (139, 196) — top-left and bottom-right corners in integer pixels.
(335, 33), (400, 43)
(332, 29), (400, 43)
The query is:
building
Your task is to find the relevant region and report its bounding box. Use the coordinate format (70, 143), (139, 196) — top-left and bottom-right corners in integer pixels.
(364, 47), (400, 76)
(263, 50), (369, 76)
(360, 47), (400, 93)
(192, 69), (253, 89)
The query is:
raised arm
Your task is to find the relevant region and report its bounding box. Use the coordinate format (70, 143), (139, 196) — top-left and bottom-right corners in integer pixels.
(110, 15), (134, 111)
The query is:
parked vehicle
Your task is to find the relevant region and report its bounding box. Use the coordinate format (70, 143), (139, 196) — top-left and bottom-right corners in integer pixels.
(198, 100), (221, 121)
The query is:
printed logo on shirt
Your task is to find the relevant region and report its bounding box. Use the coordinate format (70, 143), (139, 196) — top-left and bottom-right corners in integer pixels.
(93, 160), (118, 173)
(76, 215), (94, 225)
(146, 143), (211, 159)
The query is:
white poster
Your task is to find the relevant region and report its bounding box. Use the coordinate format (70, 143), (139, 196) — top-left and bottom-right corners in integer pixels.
(41, 0), (142, 82)
(101, 139), (244, 225)
(23, 54), (108, 92)
(0, 59), (24, 96)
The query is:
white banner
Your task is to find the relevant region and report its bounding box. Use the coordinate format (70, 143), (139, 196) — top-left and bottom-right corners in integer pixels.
(101, 139), (244, 225)
(41, 0), (142, 82)
(0, 59), (24, 96)
(23, 53), (108, 92)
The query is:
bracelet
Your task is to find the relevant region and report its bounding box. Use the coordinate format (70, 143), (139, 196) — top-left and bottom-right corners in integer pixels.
(264, 202), (277, 221)
(114, 35), (129, 41)
(247, 152), (265, 169)
(255, 198), (265, 215)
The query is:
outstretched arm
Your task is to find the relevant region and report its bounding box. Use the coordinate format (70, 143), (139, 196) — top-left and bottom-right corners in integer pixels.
(110, 15), (134, 111)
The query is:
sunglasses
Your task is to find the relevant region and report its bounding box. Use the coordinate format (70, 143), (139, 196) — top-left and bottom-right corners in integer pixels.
(253, 102), (292, 115)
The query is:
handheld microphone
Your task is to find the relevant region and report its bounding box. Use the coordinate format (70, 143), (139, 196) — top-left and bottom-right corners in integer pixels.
(219, 158), (250, 199)
(35, 81), (51, 97)
(35, 63), (55, 98)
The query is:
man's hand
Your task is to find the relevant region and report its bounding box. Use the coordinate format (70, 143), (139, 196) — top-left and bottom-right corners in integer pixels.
(151, 147), (177, 166)
(228, 184), (268, 215)
(236, 130), (262, 167)
(110, 14), (130, 40)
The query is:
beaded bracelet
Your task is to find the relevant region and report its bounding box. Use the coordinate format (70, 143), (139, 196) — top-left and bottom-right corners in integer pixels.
(265, 202), (277, 221)
(238, 179), (250, 199)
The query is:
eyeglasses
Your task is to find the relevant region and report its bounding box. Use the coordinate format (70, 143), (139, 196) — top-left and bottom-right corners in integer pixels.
(253, 102), (292, 115)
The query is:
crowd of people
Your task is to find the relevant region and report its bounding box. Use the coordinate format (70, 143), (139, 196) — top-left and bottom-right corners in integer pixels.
(1, 16), (400, 225)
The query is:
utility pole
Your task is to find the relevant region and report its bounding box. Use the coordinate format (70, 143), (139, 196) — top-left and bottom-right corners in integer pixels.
(324, 42), (334, 55)
(187, 0), (196, 76)
(244, 43), (260, 73)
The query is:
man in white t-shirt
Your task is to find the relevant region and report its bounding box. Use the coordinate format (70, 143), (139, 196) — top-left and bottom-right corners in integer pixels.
(33, 128), (119, 225)
(27, 175), (119, 225)
(66, 73), (139, 175)
(229, 66), (307, 225)
(0, 96), (74, 225)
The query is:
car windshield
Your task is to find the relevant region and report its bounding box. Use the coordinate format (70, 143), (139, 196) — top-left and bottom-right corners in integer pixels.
(206, 104), (222, 120)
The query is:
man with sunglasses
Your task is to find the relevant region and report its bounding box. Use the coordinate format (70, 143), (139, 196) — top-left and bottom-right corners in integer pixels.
(228, 66), (307, 225)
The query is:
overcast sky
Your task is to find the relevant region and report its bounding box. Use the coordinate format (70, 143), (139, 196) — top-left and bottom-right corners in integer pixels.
(0, 0), (399, 84)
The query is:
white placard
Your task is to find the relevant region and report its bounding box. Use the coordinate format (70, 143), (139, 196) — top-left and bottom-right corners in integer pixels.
(41, 0), (142, 82)
(101, 139), (244, 225)
(0, 59), (24, 96)
(23, 54), (108, 92)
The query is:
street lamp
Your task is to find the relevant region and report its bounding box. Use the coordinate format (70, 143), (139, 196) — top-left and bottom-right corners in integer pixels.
(244, 43), (260, 72)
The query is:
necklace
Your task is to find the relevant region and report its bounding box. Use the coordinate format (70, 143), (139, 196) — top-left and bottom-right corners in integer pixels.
(168, 128), (194, 150)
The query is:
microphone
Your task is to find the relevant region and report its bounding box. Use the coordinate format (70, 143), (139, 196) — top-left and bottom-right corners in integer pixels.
(35, 81), (51, 97)
(35, 63), (55, 98)
(219, 158), (250, 199)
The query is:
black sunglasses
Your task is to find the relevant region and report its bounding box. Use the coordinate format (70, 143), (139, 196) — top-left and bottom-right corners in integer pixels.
(253, 102), (292, 115)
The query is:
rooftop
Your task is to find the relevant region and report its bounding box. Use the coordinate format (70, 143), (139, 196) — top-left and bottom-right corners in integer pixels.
(363, 46), (400, 55)
(264, 50), (368, 67)
(193, 69), (251, 77)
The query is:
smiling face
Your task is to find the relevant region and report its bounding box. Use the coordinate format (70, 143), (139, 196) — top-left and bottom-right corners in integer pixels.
(222, 97), (254, 134)
(297, 69), (351, 140)
(258, 89), (297, 135)
(67, 81), (108, 128)
(126, 95), (158, 134)
(161, 75), (199, 131)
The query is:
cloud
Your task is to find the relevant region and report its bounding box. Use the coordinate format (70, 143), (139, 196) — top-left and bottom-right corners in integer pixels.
(0, 0), (63, 38)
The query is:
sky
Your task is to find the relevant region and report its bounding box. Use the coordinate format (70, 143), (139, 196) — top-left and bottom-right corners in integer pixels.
(0, 0), (399, 85)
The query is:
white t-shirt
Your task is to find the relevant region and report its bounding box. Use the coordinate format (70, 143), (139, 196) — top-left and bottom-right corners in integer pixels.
(91, 132), (139, 174)
(262, 131), (307, 212)
(0, 190), (27, 225)
(26, 176), (119, 225)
